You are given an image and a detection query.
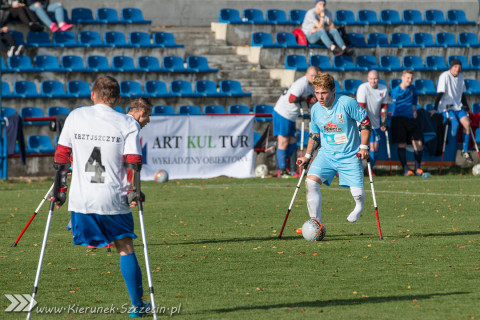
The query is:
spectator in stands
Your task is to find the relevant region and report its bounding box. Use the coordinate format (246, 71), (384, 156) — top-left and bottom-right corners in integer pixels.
(302, 0), (353, 56)
(390, 70), (424, 176)
(24, 0), (72, 32)
(356, 70), (389, 173)
(1, 0), (43, 31)
(0, 10), (22, 56)
(432, 59), (473, 165)
(128, 98), (153, 129)
(273, 66), (321, 178)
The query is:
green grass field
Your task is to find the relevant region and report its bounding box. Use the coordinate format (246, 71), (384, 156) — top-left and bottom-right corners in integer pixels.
(1, 172), (480, 319)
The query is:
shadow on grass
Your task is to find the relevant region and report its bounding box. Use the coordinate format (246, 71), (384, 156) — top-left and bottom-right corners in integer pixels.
(413, 230), (480, 238)
(198, 291), (469, 314)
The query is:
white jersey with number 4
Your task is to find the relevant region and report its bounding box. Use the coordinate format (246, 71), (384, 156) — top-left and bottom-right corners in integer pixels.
(58, 104), (141, 215)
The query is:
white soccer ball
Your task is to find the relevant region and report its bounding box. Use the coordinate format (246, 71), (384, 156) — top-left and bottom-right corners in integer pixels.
(154, 169), (169, 183)
(472, 164), (480, 176)
(255, 164), (268, 177)
(302, 219), (326, 241)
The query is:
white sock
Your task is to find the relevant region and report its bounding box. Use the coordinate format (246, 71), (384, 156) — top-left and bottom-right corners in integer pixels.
(347, 187), (364, 222)
(306, 178), (322, 222)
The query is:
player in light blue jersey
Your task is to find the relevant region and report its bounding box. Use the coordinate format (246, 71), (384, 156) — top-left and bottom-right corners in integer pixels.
(297, 73), (371, 228)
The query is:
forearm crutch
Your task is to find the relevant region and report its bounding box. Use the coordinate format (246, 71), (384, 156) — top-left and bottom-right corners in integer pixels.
(469, 124), (480, 161)
(384, 130), (392, 176)
(366, 158), (383, 240)
(439, 110), (450, 175)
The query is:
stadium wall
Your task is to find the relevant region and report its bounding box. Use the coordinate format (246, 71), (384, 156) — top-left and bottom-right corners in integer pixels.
(64, 0), (479, 26)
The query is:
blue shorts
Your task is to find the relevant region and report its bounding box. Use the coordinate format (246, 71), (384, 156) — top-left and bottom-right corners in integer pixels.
(71, 211), (137, 247)
(273, 110), (296, 138)
(370, 128), (383, 144)
(444, 109), (468, 122)
(308, 152), (364, 188)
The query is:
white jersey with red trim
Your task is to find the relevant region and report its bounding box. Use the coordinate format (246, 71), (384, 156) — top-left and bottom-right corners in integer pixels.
(274, 76), (315, 121)
(58, 104), (141, 215)
(356, 82), (388, 129)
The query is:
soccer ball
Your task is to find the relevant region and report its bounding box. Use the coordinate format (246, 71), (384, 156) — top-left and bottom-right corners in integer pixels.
(255, 164), (268, 177)
(154, 170), (169, 183)
(302, 219), (326, 241)
(472, 164), (480, 176)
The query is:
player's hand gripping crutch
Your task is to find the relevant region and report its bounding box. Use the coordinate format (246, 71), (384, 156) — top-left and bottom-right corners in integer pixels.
(128, 163), (158, 320)
(439, 109), (450, 175)
(366, 157), (383, 240)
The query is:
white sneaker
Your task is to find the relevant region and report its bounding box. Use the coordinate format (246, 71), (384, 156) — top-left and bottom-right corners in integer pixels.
(14, 45), (24, 56)
(7, 46), (15, 57)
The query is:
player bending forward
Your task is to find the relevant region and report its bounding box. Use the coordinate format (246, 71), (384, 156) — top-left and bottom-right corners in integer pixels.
(53, 76), (151, 317)
(297, 73), (371, 228)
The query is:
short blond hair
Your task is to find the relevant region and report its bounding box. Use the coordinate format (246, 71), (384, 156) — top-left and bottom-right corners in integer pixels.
(313, 72), (335, 91)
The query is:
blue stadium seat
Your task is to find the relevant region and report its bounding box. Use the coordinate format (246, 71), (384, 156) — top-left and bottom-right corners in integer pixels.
(413, 32), (437, 47)
(253, 104), (274, 122)
(295, 130), (309, 148)
(144, 80), (173, 98)
(41, 80), (69, 98)
(0, 57), (11, 73)
(67, 80), (90, 98)
(170, 80), (200, 97)
(402, 9), (426, 25)
(436, 32), (458, 47)
(8, 55), (34, 72)
(276, 32), (306, 48)
(379, 55), (402, 71)
(112, 55), (137, 72)
(446, 9), (475, 25)
(289, 9), (306, 24)
(335, 10), (359, 25)
(464, 79), (480, 95)
(424, 9), (448, 25)
(218, 8), (243, 24)
(347, 32), (370, 48)
(178, 105), (202, 115)
(14, 80), (41, 98)
(114, 106), (124, 113)
(357, 10), (382, 25)
(389, 79), (401, 91)
(390, 32), (414, 47)
(71, 7), (97, 23)
(61, 55), (90, 72)
(342, 79), (363, 95)
(266, 9), (290, 25)
(27, 135), (55, 153)
(104, 31), (132, 47)
(424, 103), (435, 112)
(152, 105), (175, 115)
(186, 56), (218, 72)
(356, 55), (379, 71)
(96, 8), (122, 23)
(27, 31), (54, 47)
(285, 54), (308, 71)
(121, 8), (151, 23)
(86, 55), (113, 72)
(120, 81), (144, 97)
(129, 31), (153, 47)
(402, 55), (426, 71)
(458, 32), (480, 47)
(379, 9), (403, 24)
(162, 56), (191, 72)
(448, 55), (471, 71)
(367, 32), (389, 47)
(137, 56), (163, 72)
(34, 55), (62, 72)
(219, 80), (251, 97)
(472, 102), (480, 114)
(194, 80), (222, 97)
(46, 106), (70, 116)
(8, 30), (26, 46)
(53, 31), (79, 47)
(1, 81), (16, 99)
(243, 8), (268, 24)
(20, 107), (48, 125)
(0, 106), (17, 117)
(203, 105), (226, 114)
(425, 55), (448, 71)
(332, 55), (357, 71)
(228, 104), (250, 114)
(414, 79), (436, 95)
(309, 55), (334, 71)
(152, 32), (184, 47)
(469, 55), (480, 70)
(251, 32), (281, 48)
(78, 30), (106, 47)
(476, 128), (480, 144)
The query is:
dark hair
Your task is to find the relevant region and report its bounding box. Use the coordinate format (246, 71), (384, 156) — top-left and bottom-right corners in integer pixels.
(130, 97), (153, 114)
(92, 75), (120, 106)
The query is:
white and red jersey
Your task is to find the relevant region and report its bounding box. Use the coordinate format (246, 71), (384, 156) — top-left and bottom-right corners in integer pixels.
(274, 76), (315, 121)
(437, 71), (466, 112)
(356, 82), (388, 130)
(58, 104), (141, 215)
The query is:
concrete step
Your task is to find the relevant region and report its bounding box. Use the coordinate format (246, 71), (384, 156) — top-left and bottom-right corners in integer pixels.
(186, 45), (237, 56)
(246, 87), (284, 95)
(218, 69), (272, 80)
(199, 54), (249, 64)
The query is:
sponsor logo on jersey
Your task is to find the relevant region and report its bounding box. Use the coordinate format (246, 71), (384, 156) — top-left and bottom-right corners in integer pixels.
(323, 121), (342, 133)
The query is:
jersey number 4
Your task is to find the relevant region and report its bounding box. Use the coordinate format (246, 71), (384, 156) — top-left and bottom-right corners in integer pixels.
(85, 146), (105, 183)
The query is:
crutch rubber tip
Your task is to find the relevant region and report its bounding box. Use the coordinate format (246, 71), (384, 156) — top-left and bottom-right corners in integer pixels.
(11, 243), (17, 247)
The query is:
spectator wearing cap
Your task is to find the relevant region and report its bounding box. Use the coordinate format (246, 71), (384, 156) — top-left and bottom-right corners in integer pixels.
(433, 59), (474, 164)
(301, 0), (353, 56)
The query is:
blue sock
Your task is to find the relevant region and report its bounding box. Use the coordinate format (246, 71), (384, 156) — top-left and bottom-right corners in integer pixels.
(120, 253), (143, 307)
(286, 143), (297, 158)
(369, 151), (377, 168)
(277, 149), (287, 170)
(463, 134), (470, 152)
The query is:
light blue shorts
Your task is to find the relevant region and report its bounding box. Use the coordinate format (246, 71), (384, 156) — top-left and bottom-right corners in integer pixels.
(71, 211), (137, 247)
(273, 110), (296, 138)
(370, 128), (383, 144)
(307, 152), (364, 188)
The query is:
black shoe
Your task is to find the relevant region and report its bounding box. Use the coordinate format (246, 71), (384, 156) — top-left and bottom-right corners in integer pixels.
(332, 46), (344, 56)
(343, 47), (354, 56)
(29, 22), (44, 32)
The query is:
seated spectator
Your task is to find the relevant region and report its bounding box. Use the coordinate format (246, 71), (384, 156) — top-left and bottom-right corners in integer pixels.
(0, 25), (23, 56)
(1, 0), (43, 31)
(302, 0), (353, 56)
(24, 0), (72, 32)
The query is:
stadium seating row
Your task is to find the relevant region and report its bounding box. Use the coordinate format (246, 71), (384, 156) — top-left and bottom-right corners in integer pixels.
(8, 30), (182, 48)
(1, 79), (251, 99)
(252, 31), (480, 48)
(220, 8), (474, 25)
(285, 54), (480, 72)
(70, 7), (151, 24)
(1, 55), (217, 73)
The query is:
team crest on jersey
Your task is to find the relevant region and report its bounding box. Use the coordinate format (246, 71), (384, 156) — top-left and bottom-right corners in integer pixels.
(336, 113), (344, 123)
(323, 122), (342, 133)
